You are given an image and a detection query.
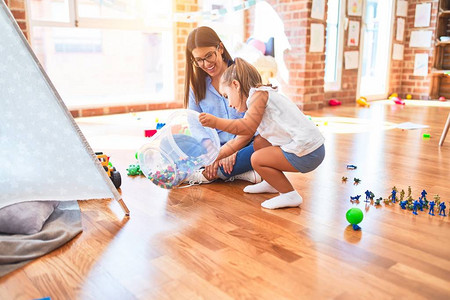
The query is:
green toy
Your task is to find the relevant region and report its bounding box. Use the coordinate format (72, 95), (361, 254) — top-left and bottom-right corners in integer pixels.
(346, 207), (364, 230)
(127, 164), (143, 176)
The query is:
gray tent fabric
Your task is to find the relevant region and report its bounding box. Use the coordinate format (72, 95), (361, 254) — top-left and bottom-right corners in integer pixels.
(0, 201), (82, 278)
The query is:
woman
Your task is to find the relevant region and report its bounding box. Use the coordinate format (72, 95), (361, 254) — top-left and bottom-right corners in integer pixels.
(184, 26), (260, 185)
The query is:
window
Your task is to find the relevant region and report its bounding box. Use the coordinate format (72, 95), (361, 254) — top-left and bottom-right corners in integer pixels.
(27, 0), (173, 109)
(324, 0), (345, 91)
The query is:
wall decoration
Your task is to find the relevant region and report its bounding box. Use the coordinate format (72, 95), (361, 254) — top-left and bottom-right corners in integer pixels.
(348, 20), (360, 46)
(392, 44), (404, 60)
(414, 3), (431, 27)
(344, 51), (359, 69)
(396, 1), (408, 17)
(413, 53), (428, 76)
(409, 30), (432, 48)
(396, 18), (405, 41)
(311, 0), (325, 20)
(309, 23), (325, 52)
(347, 0), (362, 16)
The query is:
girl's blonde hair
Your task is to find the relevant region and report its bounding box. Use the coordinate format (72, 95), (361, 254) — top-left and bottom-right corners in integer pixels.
(221, 57), (262, 99)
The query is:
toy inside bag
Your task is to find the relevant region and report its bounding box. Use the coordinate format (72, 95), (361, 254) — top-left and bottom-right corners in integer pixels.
(138, 110), (220, 189)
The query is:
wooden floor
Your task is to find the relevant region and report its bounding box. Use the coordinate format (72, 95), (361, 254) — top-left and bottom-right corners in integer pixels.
(1, 100), (450, 299)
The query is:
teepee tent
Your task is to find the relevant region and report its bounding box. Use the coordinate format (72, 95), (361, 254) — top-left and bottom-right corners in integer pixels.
(0, 2), (129, 215)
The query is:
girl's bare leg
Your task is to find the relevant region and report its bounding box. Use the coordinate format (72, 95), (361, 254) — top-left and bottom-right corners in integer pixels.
(249, 146), (303, 209)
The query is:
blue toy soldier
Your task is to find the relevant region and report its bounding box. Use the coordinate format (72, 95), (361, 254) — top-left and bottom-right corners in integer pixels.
(420, 189), (427, 201)
(429, 201), (436, 216)
(400, 200), (407, 209)
(412, 200), (419, 215)
(439, 202), (447, 217)
(391, 188), (397, 203)
(364, 190), (371, 203)
(418, 198), (424, 211)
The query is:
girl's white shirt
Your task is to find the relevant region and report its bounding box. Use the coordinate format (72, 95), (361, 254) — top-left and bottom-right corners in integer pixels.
(247, 86), (325, 157)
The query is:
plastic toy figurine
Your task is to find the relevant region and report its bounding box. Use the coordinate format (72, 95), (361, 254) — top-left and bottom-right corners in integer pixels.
(353, 178), (361, 185)
(356, 96), (370, 107)
(439, 202), (447, 217)
(392, 97), (405, 105)
(374, 197), (382, 206)
(127, 164), (144, 176)
(400, 200), (407, 210)
(417, 199), (424, 211)
(428, 201), (436, 216)
(329, 99), (341, 106)
(420, 190), (427, 201)
(399, 189), (405, 202)
(406, 186), (413, 201)
(412, 200), (419, 215)
(350, 195), (361, 203)
(346, 207), (364, 230)
(96, 152), (121, 189)
(342, 176), (348, 183)
(388, 186), (398, 203)
(346, 164), (357, 170)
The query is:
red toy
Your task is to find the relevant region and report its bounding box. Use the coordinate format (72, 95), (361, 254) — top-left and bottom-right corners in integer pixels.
(329, 99), (341, 106)
(392, 97), (405, 105)
(439, 96), (446, 101)
(144, 129), (157, 137)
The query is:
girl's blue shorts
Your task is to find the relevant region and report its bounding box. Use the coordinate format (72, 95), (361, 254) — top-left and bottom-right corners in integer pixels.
(282, 144), (325, 173)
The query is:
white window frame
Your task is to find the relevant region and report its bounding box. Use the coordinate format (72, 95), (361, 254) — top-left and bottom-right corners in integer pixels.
(324, 0), (346, 92)
(25, 0), (174, 108)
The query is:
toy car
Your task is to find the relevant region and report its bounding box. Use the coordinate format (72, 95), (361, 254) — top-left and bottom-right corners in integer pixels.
(346, 164), (357, 170)
(95, 152), (121, 189)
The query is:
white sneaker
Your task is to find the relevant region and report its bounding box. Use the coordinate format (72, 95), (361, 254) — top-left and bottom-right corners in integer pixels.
(184, 169), (213, 185)
(229, 170), (262, 184)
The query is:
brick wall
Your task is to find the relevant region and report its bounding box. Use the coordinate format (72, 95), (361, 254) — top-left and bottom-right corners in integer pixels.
(5, 0), (29, 41)
(6, 0), (442, 117)
(395, 0), (439, 100)
(245, 0), (328, 110)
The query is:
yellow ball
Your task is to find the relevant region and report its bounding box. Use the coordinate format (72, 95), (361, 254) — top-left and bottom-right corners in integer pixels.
(406, 94), (412, 100)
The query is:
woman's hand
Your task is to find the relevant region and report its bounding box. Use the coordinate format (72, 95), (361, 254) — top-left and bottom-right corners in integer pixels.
(199, 113), (217, 128)
(219, 152), (237, 175)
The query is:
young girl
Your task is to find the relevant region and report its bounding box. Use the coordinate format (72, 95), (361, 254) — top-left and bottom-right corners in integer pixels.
(199, 58), (325, 209)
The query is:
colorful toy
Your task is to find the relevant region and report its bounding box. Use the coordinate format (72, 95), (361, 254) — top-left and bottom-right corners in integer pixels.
(346, 208), (364, 230)
(350, 195), (361, 203)
(429, 201), (436, 215)
(127, 164), (143, 176)
(392, 97), (405, 105)
(342, 176), (348, 183)
(356, 96), (370, 107)
(400, 200), (407, 209)
(406, 94), (412, 100)
(439, 202), (447, 216)
(346, 164), (357, 169)
(389, 93), (398, 99)
(388, 186), (398, 203)
(412, 200), (419, 215)
(439, 96), (446, 101)
(329, 99), (341, 106)
(353, 178), (361, 185)
(374, 197), (382, 206)
(144, 129), (157, 137)
(95, 152), (121, 189)
(423, 133), (430, 139)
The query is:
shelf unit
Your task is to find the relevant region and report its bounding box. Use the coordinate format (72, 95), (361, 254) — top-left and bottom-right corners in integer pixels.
(431, 1), (450, 98)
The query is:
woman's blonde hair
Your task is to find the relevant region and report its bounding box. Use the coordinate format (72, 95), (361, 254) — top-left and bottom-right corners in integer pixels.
(221, 57), (262, 99)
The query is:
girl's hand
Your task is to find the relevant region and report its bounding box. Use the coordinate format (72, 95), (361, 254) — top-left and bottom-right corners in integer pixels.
(204, 160), (219, 180)
(219, 152), (237, 174)
(199, 113), (217, 128)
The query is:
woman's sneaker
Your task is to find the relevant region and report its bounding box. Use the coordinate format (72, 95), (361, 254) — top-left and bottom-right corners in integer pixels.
(229, 170), (262, 183)
(184, 169), (214, 185)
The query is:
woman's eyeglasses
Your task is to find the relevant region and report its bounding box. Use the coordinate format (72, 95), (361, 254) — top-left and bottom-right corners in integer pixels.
(192, 45), (220, 68)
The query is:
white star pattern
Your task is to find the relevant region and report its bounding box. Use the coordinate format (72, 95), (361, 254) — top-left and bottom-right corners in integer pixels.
(0, 7), (114, 208)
